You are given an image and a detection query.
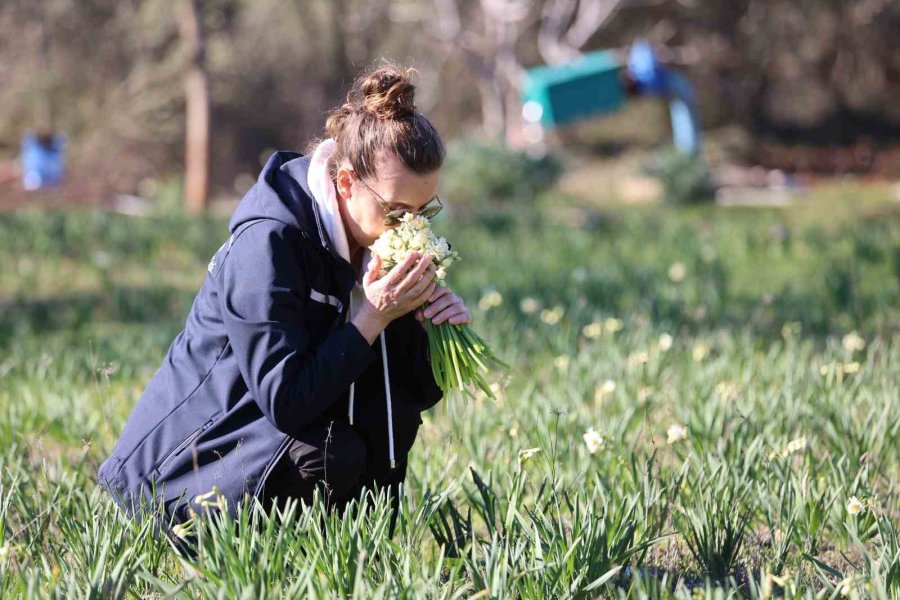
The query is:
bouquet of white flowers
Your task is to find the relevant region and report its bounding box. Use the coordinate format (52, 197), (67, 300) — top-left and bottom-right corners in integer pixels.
(371, 213), (508, 400)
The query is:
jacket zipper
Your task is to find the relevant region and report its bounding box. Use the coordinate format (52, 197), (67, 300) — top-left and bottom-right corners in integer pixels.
(154, 418), (216, 475)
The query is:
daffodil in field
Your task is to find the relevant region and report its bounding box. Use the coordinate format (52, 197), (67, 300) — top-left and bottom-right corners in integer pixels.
(769, 435), (809, 459)
(477, 290), (503, 311)
(667, 262), (686, 282)
(604, 317), (623, 333)
(517, 447), (541, 467)
(540, 306), (564, 325)
(658, 333), (673, 351)
(628, 351), (649, 367)
(667, 423), (688, 445)
(583, 427), (605, 454)
(172, 520), (195, 541)
(692, 341), (710, 362)
(371, 213), (508, 400)
(594, 379), (616, 402)
(194, 486), (228, 513)
(554, 355), (569, 372)
(846, 496), (865, 515)
(783, 436), (808, 456)
(582, 321), (603, 339)
(842, 331), (866, 352)
(519, 297), (539, 314)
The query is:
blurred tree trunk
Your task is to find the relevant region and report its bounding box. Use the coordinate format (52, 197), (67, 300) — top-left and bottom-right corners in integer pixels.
(32, 0), (54, 130)
(177, 0), (210, 214)
(324, 0), (352, 102)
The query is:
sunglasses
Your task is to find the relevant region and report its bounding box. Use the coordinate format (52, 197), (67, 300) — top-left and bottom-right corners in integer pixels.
(356, 176), (443, 226)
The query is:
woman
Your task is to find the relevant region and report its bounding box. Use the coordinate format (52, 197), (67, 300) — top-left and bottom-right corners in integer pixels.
(98, 64), (470, 530)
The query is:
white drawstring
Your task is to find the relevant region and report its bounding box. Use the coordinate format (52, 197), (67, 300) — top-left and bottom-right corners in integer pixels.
(346, 302), (356, 425)
(346, 299), (395, 469)
(380, 330), (396, 469)
(348, 382), (355, 425)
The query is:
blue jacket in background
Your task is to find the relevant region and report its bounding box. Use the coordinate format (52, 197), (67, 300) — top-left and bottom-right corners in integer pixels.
(98, 152), (442, 523)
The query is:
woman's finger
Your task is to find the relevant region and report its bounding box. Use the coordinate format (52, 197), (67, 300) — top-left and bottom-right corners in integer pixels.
(428, 285), (451, 304)
(448, 310), (471, 325)
(431, 304), (469, 325)
(411, 279), (437, 308)
(397, 254), (434, 292)
(423, 293), (456, 319)
(385, 252), (420, 285)
(407, 264), (437, 299)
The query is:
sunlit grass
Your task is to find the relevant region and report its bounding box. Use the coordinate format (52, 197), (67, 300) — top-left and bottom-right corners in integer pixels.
(0, 184), (898, 597)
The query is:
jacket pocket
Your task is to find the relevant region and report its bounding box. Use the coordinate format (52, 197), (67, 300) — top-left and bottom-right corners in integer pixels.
(153, 417), (217, 476)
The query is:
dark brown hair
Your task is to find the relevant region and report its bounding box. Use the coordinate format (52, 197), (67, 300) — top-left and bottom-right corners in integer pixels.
(324, 62), (445, 180)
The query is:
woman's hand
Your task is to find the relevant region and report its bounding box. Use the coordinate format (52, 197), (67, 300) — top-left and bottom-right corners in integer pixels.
(416, 285), (471, 326)
(353, 252), (437, 343)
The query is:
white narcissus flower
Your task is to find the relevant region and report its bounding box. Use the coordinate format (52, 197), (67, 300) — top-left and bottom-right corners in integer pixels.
(583, 427), (605, 454)
(846, 496), (864, 516)
(604, 317), (623, 333)
(371, 213), (458, 285)
(520, 297), (539, 314)
(658, 333), (673, 351)
(478, 290), (502, 311)
(668, 262), (686, 282)
(172, 521), (194, 540)
(194, 486), (228, 513)
(594, 380), (617, 403)
(843, 361), (860, 374)
(715, 380), (739, 402)
(667, 424), (688, 445)
(692, 342), (710, 362)
(783, 436), (808, 456)
(842, 331), (866, 352)
(540, 306), (564, 325)
(582, 322), (603, 339)
(628, 351), (649, 366)
(517, 447), (541, 466)
(553, 355), (569, 371)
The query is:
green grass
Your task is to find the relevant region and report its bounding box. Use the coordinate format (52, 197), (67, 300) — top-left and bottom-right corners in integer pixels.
(0, 184), (898, 598)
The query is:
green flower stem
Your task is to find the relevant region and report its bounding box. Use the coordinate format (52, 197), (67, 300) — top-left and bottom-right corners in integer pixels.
(420, 302), (507, 401)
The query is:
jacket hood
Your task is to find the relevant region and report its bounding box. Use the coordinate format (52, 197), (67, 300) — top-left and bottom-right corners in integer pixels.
(228, 151), (341, 261)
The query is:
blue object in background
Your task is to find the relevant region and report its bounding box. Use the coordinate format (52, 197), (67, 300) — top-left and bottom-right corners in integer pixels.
(665, 72), (701, 156)
(21, 132), (66, 190)
(521, 41), (702, 155)
(627, 41), (701, 155)
(627, 40), (669, 95)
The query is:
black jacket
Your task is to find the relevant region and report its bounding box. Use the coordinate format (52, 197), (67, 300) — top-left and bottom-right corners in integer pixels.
(98, 151), (443, 522)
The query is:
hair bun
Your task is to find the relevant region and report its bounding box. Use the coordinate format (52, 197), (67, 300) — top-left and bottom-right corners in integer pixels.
(359, 65), (417, 120)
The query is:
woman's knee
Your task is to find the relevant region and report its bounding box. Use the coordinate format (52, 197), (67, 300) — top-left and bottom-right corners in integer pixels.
(316, 421), (367, 498)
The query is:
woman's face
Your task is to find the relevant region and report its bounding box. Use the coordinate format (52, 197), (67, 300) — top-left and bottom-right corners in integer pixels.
(335, 152), (441, 250)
